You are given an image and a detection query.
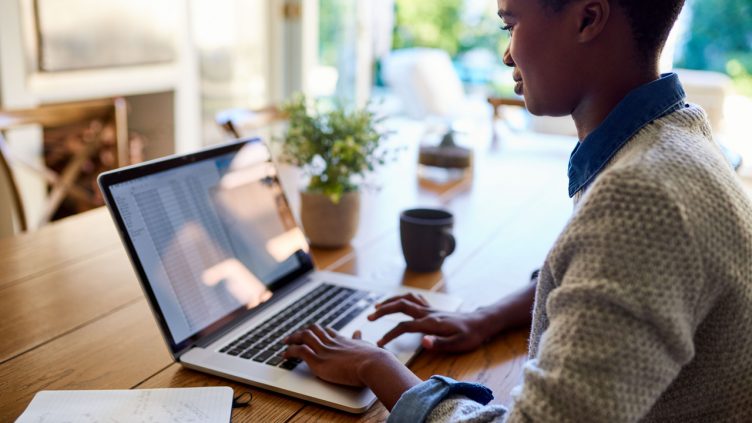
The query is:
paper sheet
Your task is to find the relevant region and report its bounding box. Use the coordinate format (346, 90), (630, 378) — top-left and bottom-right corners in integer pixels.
(16, 387), (233, 423)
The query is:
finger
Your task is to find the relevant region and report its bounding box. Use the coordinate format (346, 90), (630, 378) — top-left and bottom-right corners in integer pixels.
(422, 334), (467, 352)
(309, 324), (335, 345)
(283, 344), (318, 363)
(284, 327), (317, 344)
(284, 329), (305, 345)
(373, 294), (408, 308)
(324, 327), (339, 339)
(352, 330), (362, 340)
(286, 329), (327, 353)
(377, 319), (433, 347)
(368, 299), (430, 321)
(375, 292), (428, 308)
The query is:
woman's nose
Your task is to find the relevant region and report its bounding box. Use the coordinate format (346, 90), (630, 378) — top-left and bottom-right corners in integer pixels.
(502, 46), (514, 68)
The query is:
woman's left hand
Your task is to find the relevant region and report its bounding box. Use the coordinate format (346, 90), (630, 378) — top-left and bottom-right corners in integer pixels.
(283, 324), (391, 387)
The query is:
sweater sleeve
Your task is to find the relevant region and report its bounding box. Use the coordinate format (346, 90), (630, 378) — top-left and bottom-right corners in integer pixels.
(506, 170), (707, 422)
(387, 375), (504, 423)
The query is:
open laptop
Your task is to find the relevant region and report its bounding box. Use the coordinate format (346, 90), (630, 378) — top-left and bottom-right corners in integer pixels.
(98, 138), (462, 413)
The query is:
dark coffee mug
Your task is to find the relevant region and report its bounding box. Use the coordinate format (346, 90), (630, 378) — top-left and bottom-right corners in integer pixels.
(400, 208), (456, 272)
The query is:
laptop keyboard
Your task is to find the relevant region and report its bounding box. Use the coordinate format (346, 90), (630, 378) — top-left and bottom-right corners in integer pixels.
(218, 283), (381, 370)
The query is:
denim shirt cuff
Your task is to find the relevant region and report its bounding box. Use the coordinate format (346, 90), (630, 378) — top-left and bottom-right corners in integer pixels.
(387, 375), (494, 423)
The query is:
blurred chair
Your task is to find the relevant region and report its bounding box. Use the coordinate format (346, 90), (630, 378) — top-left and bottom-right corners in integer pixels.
(675, 69), (742, 171)
(381, 48), (466, 119)
(487, 96), (527, 144)
(0, 98), (128, 235)
(676, 68), (731, 134)
(215, 106), (285, 139)
(0, 134), (25, 236)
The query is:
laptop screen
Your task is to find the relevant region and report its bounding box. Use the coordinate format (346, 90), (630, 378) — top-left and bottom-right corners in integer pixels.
(108, 141), (309, 345)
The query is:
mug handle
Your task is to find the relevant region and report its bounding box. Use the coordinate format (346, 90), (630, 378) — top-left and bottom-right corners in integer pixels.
(440, 228), (456, 258)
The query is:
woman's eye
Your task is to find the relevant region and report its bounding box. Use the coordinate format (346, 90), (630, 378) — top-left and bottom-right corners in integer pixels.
(500, 24), (513, 36)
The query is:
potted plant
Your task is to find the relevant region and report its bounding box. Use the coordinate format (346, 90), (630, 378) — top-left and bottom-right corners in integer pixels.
(277, 94), (393, 248)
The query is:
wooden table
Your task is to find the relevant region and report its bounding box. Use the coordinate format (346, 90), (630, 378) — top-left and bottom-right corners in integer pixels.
(0, 120), (575, 422)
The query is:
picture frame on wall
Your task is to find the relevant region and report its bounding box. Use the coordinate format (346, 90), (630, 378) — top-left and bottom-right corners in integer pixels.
(34, 0), (177, 72)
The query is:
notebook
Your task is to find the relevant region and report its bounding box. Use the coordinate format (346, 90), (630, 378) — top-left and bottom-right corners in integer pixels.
(16, 387), (233, 423)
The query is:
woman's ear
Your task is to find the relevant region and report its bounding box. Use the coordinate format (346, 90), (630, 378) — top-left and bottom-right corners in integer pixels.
(576, 0), (610, 43)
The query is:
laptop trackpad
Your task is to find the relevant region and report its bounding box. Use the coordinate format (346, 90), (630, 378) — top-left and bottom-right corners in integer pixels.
(354, 318), (422, 361)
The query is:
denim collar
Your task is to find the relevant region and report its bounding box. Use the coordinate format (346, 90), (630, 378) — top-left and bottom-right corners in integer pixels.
(567, 73), (686, 197)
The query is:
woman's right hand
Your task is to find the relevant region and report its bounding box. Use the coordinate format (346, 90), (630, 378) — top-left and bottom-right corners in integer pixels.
(368, 293), (490, 353)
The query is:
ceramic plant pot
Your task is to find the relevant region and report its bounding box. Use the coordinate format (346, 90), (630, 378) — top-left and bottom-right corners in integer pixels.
(300, 190), (360, 248)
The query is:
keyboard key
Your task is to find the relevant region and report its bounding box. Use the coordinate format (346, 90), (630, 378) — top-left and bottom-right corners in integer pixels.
(266, 355), (285, 366)
(269, 343), (284, 351)
(279, 359), (299, 370)
(332, 306), (367, 330)
(228, 349), (243, 356)
(240, 348), (261, 359)
(253, 341), (270, 351)
(253, 350), (274, 362)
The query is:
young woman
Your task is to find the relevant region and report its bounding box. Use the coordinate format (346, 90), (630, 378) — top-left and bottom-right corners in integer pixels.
(284, 0), (752, 420)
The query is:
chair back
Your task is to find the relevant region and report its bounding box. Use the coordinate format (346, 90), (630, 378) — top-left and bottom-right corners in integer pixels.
(215, 106), (285, 139)
(0, 98), (128, 235)
(0, 133), (26, 236)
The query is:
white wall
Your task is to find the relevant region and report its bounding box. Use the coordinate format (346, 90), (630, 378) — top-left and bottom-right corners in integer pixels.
(0, 0), (201, 231)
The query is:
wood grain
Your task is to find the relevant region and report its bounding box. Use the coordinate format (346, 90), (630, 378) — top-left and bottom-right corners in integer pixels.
(0, 300), (172, 422)
(0, 123), (578, 421)
(442, 179), (572, 307)
(0, 248), (141, 363)
(0, 208), (119, 288)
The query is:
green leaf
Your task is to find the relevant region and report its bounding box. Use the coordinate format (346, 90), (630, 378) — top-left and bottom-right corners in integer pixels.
(276, 93), (402, 194)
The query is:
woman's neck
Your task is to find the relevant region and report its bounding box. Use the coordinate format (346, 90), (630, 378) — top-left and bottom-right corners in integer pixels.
(572, 67), (660, 141)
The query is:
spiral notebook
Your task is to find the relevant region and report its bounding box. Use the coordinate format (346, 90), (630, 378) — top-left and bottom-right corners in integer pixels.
(16, 387), (233, 423)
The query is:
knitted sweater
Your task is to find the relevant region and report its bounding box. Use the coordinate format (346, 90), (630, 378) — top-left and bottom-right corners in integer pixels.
(425, 105), (752, 422)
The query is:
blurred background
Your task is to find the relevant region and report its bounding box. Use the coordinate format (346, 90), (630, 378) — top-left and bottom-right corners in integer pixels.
(0, 0), (750, 234)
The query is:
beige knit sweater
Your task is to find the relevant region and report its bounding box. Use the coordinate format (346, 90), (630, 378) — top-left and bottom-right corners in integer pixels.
(427, 105), (752, 422)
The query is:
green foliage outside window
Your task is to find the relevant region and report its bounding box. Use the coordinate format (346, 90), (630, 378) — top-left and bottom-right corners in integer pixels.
(317, 0), (752, 98)
(319, 0), (354, 67)
(666, 0), (752, 96)
(392, 0), (464, 55)
(392, 0), (507, 57)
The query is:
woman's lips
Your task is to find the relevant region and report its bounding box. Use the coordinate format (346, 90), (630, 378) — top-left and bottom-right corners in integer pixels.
(514, 80), (523, 95)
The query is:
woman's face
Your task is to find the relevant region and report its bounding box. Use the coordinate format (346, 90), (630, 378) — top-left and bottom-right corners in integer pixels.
(498, 0), (584, 117)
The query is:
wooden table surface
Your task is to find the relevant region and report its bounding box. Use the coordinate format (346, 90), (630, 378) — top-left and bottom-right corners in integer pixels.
(0, 120), (575, 422)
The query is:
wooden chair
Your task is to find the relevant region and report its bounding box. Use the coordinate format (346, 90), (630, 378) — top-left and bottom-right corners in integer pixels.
(215, 106), (285, 139)
(487, 96), (526, 121)
(0, 98), (128, 233)
(487, 96), (527, 144)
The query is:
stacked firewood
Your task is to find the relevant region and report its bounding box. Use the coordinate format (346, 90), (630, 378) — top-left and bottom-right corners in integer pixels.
(43, 120), (145, 220)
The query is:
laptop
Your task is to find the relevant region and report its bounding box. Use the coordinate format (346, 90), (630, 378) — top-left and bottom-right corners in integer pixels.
(98, 138), (462, 413)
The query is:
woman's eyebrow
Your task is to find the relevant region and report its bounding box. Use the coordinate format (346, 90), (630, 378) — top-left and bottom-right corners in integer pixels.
(497, 9), (514, 18)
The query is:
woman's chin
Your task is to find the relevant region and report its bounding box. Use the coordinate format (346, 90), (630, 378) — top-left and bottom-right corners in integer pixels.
(524, 98), (546, 117)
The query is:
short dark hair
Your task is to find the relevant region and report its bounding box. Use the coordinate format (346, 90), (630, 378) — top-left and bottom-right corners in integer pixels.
(541, 0), (685, 62)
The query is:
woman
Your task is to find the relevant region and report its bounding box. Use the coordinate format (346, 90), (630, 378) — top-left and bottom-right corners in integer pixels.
(284, 0), (752, 420)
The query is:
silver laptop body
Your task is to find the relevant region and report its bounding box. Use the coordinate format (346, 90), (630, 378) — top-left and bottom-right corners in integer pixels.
(98, 138), (461, 413)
